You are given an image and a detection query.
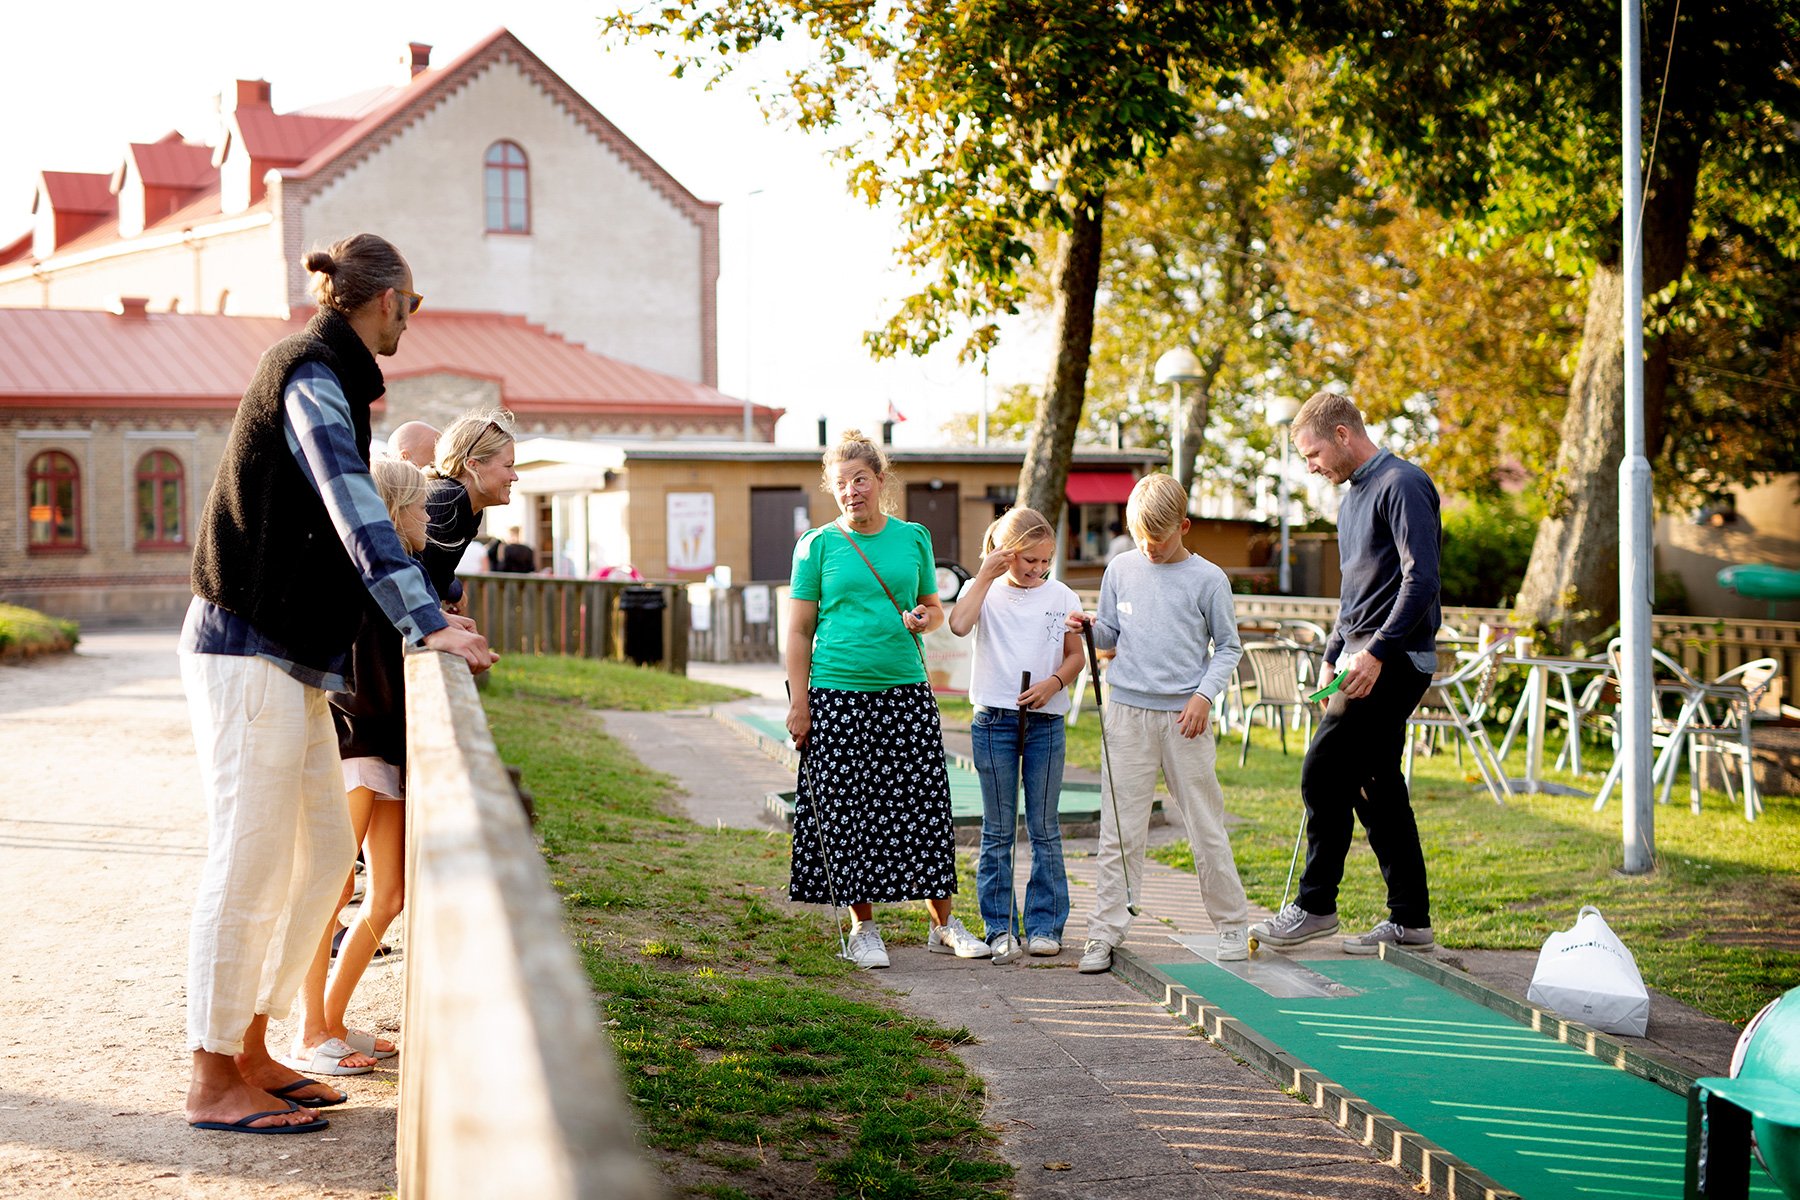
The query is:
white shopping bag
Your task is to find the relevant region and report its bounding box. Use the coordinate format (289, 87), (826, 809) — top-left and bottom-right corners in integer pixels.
(1525, 905), (1651, 1037)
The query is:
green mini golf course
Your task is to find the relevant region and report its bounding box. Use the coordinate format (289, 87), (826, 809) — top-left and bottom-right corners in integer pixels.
(1154, 955), (1781, 1199)
(733, 709), (1129, 826)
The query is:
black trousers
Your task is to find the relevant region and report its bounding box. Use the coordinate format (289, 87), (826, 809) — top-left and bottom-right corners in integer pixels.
(1296, 656), (1434, 928)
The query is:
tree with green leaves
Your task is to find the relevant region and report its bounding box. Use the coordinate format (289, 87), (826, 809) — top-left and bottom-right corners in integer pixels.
(1287, 0), (1800, 641)
(602, 0), (1268, 526)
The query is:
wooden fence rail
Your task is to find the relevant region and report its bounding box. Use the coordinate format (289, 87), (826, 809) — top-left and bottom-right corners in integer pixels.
(458, 575), (690, 674)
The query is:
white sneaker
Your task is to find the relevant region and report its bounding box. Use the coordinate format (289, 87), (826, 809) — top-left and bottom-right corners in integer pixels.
(1027, 935), (1062, 957)
(1216, 927), (1248, 962)
(843, 926), (889, 969)
(1078, 939), (1113, 974)
(928, 916), (993, 958)
(988, 931), (1024, 964)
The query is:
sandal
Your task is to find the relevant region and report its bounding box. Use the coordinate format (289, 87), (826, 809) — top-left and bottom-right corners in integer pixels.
(277, 1037), (375, 1076)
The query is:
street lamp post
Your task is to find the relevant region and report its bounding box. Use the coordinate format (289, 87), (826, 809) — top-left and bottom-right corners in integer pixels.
(1153, 346), (1203, 486)
(1265, 396), (1302, 594)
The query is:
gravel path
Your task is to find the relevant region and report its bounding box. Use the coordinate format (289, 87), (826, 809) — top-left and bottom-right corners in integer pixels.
(1, 631), (401, 1199)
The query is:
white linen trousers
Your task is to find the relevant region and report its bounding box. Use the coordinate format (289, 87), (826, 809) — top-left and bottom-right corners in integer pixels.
(1086, 701), (1249, 948)
(181, 653), (355, 1054)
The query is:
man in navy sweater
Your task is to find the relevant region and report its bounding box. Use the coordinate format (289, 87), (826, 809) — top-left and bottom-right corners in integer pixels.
(1250, 391), (1443, 955)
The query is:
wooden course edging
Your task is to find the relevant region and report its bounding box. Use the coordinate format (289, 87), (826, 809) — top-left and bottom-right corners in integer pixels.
(1110, 945), (1525, 1200)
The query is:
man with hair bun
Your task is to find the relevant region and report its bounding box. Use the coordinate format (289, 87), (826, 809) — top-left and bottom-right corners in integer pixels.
(1250, 390), (1443, 957)
(179, 233), (495, 1134)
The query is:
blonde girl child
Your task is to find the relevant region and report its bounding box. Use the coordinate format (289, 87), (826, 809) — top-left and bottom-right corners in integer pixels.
(948, 507), (1085, 963)
(283, 456), (431, 1078)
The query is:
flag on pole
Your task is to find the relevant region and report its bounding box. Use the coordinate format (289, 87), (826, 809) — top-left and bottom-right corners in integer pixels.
(886, 400), (908, 424)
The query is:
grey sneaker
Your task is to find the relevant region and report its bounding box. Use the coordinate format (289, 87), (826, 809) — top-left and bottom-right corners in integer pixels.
(928, 916), (993, 958)
(988, 931), (1024, 964)
(1216, 926), (1248, 962)
(1248, 903), (1340, 948)
(1027, 935), (1063, 957)
(1077, 939), (1113, 974)
(843, 926), (889, 969)
(1343, 920), (1434, 955)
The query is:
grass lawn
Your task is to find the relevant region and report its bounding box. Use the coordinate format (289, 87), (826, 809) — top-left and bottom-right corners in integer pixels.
(0, 603), (78, 659)
(483, 656), (1012, 1200)
(1139, 713), (1799, 1026)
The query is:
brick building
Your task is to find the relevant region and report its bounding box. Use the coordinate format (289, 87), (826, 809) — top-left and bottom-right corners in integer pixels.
(0, 29), (771, 625)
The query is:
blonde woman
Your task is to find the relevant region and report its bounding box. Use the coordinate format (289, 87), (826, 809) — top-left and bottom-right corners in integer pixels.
(785, 430), (986, 968)
(284, 456), (433, 1078)
(419, 408), (519, 603)
(947, 507), (1084, 963)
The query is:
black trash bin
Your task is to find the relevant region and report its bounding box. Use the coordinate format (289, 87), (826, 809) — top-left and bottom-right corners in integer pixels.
(617, 586), (667, 666)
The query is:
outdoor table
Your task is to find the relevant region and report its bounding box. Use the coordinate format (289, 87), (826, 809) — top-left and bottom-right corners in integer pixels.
(1499, 653), (1613, 796)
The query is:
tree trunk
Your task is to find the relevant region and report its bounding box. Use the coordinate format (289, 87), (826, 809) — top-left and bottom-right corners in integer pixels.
(1020, 196), (1105, 529)
(1174, 345), (1227, 499)
(1514, 146), (1698, 647)
(1514, 262), (1627, 646)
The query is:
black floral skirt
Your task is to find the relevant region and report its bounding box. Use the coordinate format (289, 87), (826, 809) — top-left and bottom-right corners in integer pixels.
(790, 683), (958, 905)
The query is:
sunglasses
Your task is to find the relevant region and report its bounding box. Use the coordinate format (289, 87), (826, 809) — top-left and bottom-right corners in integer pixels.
(395, 287), (424, 315)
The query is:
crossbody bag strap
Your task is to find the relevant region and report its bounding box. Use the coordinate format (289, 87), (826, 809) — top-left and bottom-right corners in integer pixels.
(833, 522), (928, 670)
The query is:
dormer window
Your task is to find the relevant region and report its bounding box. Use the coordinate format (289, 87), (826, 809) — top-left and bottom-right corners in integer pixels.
(484, 141), (529, 234)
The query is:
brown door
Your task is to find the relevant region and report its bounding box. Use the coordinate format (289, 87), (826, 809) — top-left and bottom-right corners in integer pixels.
(750, 487), (811, 581)
(905, 482), (960, 566)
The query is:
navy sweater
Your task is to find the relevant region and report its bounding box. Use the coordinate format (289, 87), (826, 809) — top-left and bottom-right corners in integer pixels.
(1325, 450), (1442, 668)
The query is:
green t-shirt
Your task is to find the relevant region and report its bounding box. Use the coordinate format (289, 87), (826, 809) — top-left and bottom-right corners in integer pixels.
(790, 518), (937, 690)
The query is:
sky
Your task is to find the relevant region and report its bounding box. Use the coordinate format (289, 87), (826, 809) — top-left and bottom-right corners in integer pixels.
(0, 1), (1049, 448)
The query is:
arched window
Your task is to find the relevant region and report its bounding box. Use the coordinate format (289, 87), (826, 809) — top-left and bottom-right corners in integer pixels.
(26, 450), (82, 550)
(484, 140), (530, 234)
(135, 450), (186, 548)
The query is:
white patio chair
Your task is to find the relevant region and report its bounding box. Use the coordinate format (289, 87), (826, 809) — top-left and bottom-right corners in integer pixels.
(1403, 634), (1515, 804)
(1685, 658), (1780, 820)
(1237, 641), (1314, 766)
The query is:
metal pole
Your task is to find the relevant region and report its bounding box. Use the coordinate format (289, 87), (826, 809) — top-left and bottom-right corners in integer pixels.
(1278, 434), (1293, 594)
(1619, 0), (1655, 873)
(1170, 381), (1184, 479)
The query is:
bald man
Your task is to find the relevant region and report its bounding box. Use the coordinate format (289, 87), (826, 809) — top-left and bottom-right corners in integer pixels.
(389, 421), (440, 466)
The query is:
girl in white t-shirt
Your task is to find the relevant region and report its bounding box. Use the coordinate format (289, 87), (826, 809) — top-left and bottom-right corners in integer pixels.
(948, 508), (1085, 963)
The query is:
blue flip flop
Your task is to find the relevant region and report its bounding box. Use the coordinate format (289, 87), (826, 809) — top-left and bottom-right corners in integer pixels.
(269, 1078), (347, 1108)
(190, 1102), (329, 1134)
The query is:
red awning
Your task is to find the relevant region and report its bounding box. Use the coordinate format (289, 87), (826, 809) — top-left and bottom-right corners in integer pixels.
(1065, 471), (1137, 505)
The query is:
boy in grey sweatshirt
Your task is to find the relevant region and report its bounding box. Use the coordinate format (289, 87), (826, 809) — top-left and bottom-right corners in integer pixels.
(1075, 474), (1249, 974)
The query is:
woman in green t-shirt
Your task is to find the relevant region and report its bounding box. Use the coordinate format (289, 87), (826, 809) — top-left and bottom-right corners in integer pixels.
(785, 430), (990, 969)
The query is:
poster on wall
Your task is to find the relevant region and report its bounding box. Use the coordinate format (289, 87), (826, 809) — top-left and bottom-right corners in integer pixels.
(666, 492), (716, 573)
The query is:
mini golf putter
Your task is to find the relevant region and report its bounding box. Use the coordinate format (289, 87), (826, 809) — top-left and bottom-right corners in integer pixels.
(1307, 672), (1344, 704)
(1080, 618), (1140, 917)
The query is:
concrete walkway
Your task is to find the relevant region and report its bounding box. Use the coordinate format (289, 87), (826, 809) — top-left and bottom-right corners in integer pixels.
(0, 631), (401, 1199)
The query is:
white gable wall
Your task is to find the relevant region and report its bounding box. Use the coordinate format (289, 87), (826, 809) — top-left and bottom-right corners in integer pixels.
(299, 56), (705, 382)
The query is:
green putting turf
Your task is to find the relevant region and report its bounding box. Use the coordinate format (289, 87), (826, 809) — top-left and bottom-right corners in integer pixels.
(1157, 957), (1780, 1199)
(735, 710), (1116, 824)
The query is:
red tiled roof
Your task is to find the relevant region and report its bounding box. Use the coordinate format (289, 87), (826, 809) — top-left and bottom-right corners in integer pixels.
(231, 108), (358, 165)
(44, 185), (244, 260)
(0, 230), (30, 267)
(37, 171), (115, 215)
(128, 135), (215, 189)
(0, 307), (778, 423)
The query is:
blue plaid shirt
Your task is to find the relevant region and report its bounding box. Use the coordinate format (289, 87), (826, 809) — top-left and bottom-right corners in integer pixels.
(181, 361), (447, 691)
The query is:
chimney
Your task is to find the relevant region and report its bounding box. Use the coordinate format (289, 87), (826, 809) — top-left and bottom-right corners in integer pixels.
(817, 417), (828, 447)
(225, 79), (272, 112)
(115, 296), (150, 320)
(402, 42), (432, 84)
(881, 420), (894, 445)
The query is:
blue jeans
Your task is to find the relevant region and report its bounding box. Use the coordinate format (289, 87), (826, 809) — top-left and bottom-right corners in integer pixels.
(971, 707), (1070, 940)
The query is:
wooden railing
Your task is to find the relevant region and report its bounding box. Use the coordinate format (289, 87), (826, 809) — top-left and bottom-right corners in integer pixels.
(400, 649), (660, 1199)
(687, 582), (783, 664)
(457, 574), (690, 674)
(1072, 592), (1799, 702)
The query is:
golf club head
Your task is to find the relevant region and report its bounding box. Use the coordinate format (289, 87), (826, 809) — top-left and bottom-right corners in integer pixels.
(1127, 903), (1142, 917)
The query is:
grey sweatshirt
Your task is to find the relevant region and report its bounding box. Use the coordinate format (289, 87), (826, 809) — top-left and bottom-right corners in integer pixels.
(1092, 551), (1242, 712)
